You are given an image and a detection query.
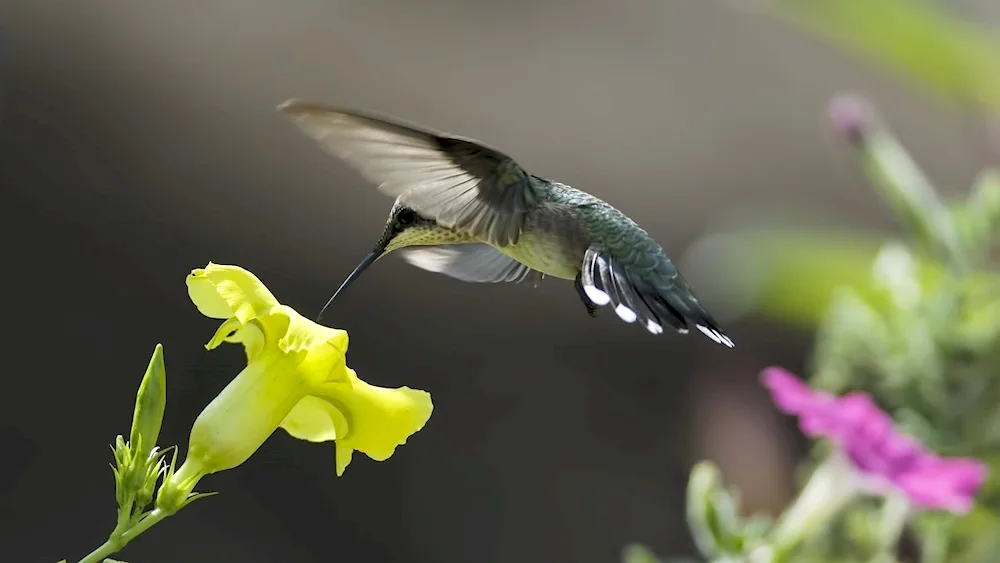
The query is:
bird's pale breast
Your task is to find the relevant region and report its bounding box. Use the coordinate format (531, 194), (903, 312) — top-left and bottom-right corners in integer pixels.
(498, 231), (582, 280)
(496, 205), (588, 280)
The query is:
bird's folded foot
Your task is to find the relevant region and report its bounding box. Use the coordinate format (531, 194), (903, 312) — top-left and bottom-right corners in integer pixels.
(574, 272), (599, 318)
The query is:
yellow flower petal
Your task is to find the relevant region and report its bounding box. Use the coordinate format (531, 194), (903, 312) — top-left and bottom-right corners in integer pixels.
(280, 395), (348, 443)
(330, 370), (433, 465)
(271, 305), (349, 368)
(278, 369), (432, 476)
(205, 317), (243, 350)
(186, 263), (279, 323)
(276, 395), (357, 476)
(335, 443), (354, 477)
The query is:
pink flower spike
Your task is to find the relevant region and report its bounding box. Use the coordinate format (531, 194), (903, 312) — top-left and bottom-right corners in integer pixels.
(894, 457), (989, 515)
(761, 366), (989, 514)
(761, 367), (840, 438)
(761, 367), (827, 414)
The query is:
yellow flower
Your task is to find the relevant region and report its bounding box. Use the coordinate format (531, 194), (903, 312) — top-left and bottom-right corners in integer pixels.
(157, 263), (432, 511)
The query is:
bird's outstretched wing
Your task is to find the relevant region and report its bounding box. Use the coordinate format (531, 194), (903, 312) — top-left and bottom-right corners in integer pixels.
(400, 243), (544, 285)
(580, 246), (734, 347)
(278, 99), (542, 247)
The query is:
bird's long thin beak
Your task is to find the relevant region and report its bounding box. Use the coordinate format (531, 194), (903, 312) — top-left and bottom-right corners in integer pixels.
(316, 249), (381, 323)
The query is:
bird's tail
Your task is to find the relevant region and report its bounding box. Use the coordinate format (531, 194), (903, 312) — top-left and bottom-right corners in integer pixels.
(580, 247), (734, 347)
(655, 277), (734, 348)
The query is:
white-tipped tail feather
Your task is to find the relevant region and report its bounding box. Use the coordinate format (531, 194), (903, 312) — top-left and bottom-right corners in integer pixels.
(580, 246), (734, 347)
(583, 285), (611, 306)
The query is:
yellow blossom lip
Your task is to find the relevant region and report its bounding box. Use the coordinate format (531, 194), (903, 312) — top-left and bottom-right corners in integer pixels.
(161, 262), (433, 506)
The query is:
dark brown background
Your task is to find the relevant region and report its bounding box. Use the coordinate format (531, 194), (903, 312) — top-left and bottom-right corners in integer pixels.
(1, 1), (997, 562)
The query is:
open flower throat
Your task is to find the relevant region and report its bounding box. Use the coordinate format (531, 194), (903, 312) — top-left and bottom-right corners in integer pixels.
(166, 263), (432, 501)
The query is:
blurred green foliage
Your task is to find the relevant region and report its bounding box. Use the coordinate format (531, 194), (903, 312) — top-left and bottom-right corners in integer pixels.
(687, 94), (1000, 563)
(626, 2), (1000, 561)
(681, 226), (982, 329)
(685, 461), (773, 559)
(676, 99), (1000, 561)
(769, 0), (1000, 115)
(645, 107), (1000, 561)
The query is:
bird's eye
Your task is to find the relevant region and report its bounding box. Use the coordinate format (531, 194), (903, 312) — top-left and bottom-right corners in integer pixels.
(397, 208), (416, 225)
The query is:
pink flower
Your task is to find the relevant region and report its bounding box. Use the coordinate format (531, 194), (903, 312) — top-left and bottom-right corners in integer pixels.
(762, 367), (988, 514)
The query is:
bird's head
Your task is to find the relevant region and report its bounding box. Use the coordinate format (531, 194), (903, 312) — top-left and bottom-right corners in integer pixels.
(377, 201), (457, 254)
(316, 199), (471, 320)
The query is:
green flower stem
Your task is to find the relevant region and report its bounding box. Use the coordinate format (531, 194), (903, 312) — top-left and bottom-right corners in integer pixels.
(120, 509), (170, 543)
(769, 454), (858, 562)
(862, 127), (965, 270)
(76, 509), (171, 563)
(77, 539), (123, 563)
(876, 492), (910, 554)
(115, 495), (134, 535)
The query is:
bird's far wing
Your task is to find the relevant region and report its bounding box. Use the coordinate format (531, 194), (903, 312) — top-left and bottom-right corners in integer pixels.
(278, 99), (542, 246)
(399, 243), (544, 285)
(580, 246), (734, 347)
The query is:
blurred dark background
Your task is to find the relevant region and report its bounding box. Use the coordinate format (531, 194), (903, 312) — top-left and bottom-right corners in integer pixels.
(0, 1), (996, 562)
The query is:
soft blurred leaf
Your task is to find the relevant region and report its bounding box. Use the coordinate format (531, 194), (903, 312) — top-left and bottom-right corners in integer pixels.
(741, 514), (774, 545)
(843, 507), (880, 552)
(769, 0), (1000, 114)
(956, 169), (1000, 258)
(622, 544), (664, 563)
(686, 461), (746, 558)
(810, 287), (891, 393)
(936, 504), (1000, 563)
(682, 228), (887, 327)
(683, 227), (996, 329)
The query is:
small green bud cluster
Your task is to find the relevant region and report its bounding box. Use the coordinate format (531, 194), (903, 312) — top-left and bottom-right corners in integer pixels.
(109, 344), (171, 528)
(109, 434), (168, 518)
(71, 344), (214, 563)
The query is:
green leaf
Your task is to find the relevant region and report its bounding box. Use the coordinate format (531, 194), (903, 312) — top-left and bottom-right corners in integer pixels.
(768, 0), (1000, 114)
(870, 242), (923, 310)
(742, 514), (774, 544)
(686, 461), (746, 558)
(811, 286), (891, 393)
(957, 169), (1000, 259)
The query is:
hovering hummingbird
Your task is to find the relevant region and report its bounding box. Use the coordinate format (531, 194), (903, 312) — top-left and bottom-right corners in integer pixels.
(278, 100), (734, 347)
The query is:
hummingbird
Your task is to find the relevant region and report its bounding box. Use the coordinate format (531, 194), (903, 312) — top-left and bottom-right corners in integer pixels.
(278, 99), (734, 348)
